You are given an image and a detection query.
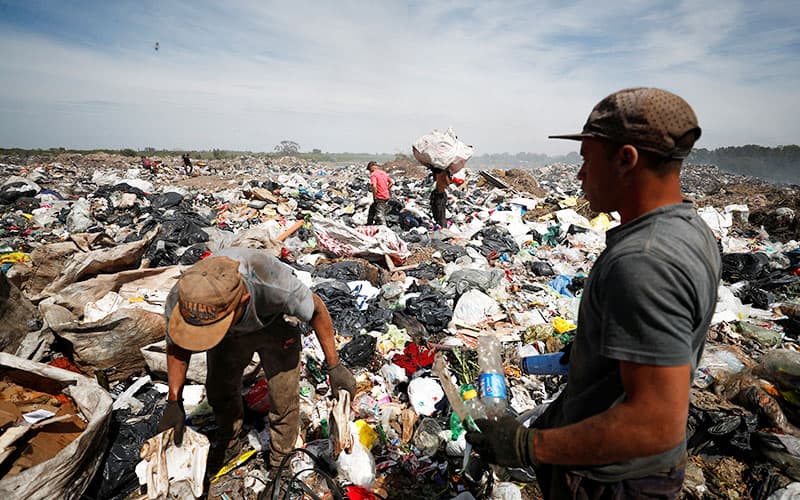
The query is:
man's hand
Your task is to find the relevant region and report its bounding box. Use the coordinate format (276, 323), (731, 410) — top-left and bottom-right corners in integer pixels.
(328, 362), (356, 399)
(465, 416), (537, 468)
(157, 399), (186, 446)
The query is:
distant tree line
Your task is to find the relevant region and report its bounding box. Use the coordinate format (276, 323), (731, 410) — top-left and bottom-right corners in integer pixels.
(470, 151), (582, 169)
(688, 145), (799, 185)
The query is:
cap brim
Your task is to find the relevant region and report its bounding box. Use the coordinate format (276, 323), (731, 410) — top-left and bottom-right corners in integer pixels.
(168, 301), (235, 352)
(548, 133), (590, 141)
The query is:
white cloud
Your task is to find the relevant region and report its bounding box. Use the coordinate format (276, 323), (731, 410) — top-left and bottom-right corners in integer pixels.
(0, 1), (798, 153)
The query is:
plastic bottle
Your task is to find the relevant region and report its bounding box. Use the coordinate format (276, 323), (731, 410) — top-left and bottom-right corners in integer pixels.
(477, 336), (508, 420)
(460, 384), (487, 431)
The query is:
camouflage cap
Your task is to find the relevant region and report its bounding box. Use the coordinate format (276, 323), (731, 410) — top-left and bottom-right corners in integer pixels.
(550, 87), (701, 159)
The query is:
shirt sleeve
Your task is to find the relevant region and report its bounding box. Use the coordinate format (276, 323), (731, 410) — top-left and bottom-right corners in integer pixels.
(598, 254), (696, 366)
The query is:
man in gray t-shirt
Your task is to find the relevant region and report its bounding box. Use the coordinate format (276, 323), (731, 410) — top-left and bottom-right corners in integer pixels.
(467, 88), (721, 499)
(155, 247), (356, 473)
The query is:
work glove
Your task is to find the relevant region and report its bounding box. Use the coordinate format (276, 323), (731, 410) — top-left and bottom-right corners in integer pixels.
(328, 362), (357, 399)
(156, 399), (186, 446)
(465, 416), (538, 469)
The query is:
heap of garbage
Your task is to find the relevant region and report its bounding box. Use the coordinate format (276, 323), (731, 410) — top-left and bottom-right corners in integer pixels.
(0, 149), (799, 499)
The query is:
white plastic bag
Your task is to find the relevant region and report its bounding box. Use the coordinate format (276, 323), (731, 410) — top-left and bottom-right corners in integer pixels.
(407, 377), (444, 416)
(451, 289), (502, 327)
(336, 422), (375, 488)
(412, 127), (473, 173)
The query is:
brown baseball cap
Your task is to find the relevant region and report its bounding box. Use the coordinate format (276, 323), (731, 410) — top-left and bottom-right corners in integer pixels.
(168, 256), (246, 351)
(549, 87), (702, 159)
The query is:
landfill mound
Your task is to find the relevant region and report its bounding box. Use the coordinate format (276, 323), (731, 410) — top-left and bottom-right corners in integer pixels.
(0, 153), (799, 499)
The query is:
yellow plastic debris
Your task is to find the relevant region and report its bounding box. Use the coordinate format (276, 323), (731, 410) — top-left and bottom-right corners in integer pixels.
(0, 252), (30, 264)
(590, 213), (612, 232)
(211, 448), (257, 484)
(552, 317), (577, 334)
(354, 419), (379, 450)
(559, 197), (578, 208)
(376, 325), (411, 356)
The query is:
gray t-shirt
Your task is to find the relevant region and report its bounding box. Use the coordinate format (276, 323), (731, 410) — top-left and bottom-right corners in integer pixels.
(536, 203), (721, 481)
(165, 248), (314, 343)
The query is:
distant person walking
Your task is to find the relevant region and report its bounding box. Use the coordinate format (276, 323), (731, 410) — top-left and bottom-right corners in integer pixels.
(182, 153), (193, 176)
(366, 161), (393, 225)
(430, 169), (451, 228)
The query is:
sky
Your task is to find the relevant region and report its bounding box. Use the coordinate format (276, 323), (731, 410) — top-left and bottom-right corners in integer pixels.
(0, 1), (798, 156)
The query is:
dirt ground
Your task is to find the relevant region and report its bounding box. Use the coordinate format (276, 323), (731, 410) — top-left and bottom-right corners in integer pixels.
(483, 169), (549, 198)
(382, 157), (429, 179)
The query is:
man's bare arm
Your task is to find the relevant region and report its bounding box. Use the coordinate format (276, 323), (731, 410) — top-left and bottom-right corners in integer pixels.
(166, 342), (191, 401)
(309, 293), (340, 367)
(534, 362), (691, 465)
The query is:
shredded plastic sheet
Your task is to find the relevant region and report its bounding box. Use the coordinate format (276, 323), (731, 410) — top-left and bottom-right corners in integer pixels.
(312, 217), (410, 263)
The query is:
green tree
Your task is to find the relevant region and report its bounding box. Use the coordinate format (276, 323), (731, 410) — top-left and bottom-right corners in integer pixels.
(275, 140), (300, 154)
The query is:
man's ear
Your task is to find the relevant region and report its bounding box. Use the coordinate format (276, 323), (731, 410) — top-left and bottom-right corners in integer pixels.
(616, 144), (639, 177)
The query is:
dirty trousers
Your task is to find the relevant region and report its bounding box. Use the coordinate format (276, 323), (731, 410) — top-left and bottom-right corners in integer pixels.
(367, 199), (388, 225)
(430, 190), (447, 227)
(206, 318), (301, 467)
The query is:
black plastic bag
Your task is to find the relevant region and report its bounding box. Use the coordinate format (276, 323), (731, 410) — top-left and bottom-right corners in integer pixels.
(740, 286), (775, 310)
(722, 252), (770, 281)
(363, 302), (392, 333)
(151, 191), (184, 209)
(314, 261), (365, 282)
(338, 334), (377, 367)
(83, 386), (164, 500)
(404, 286), (452, 334)
(469, 227), (519, 257)
(313, 282), (365, 337)
(406, 262), (442, 280)
(526, 260), (556, 277)
(0, 183), (38, 204)
(179, 243), (208, 265)
(157, 218), (210, 247)
(430, 241), (468, 262)
(144, 240), (179, 267)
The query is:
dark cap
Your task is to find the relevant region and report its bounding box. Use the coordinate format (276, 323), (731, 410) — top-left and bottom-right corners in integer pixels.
(549, 87), (701, 159)
(168, 256), (245, 351)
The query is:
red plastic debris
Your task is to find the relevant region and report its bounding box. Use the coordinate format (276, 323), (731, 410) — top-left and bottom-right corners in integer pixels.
(47, 357), (82, 374)
(345, 485), (377, 500)
(244, 378), (271, 414)
(391, 343), (435, 376)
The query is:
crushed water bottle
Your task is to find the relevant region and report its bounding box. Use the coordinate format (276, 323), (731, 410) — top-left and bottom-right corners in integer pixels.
(477, 336), (508, 420)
